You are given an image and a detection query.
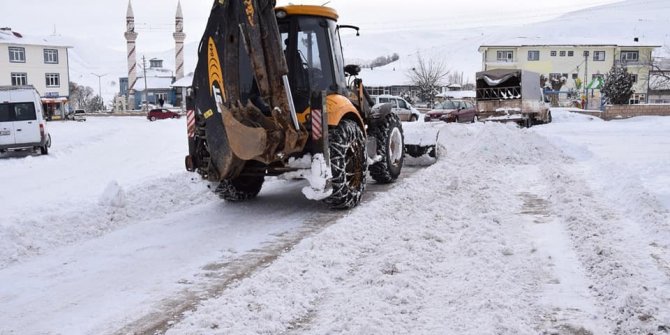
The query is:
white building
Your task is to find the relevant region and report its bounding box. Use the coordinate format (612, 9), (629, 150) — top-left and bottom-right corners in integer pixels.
(0, 28), (72, 119)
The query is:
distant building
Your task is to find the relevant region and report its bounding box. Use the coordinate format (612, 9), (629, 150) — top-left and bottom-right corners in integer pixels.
(0, 27), (72, 119)
(478, 42), (660, 106)
(119, 58), (176, 110)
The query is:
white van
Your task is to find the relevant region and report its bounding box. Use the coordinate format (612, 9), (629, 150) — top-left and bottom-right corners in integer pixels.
(0, 86), (51, 155)
(371, 95), (421, 122)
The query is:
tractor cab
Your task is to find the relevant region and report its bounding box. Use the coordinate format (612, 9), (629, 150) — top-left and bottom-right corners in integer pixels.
(274, 6), (348, 113)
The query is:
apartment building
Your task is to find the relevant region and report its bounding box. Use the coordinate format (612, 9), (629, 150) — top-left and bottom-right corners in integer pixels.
(0, 28), (72, 119)
(478, 43), (659, 104)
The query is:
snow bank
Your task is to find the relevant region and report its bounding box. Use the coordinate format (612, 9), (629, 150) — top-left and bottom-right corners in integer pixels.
(0, 117), (212, 268)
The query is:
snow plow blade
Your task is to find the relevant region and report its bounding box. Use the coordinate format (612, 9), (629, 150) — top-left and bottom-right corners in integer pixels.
(403, 124), (440, 165)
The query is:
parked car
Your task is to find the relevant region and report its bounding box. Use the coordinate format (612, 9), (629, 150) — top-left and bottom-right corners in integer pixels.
(65, 109), (87, 122)
(424, 99), (477, 123)
(0, 85), (51, 155)
(147, 108), (180, 121)
(372, 95), (421, 122)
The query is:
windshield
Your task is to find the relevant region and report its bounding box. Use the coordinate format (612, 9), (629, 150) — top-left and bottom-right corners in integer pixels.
(437, 100), (458, 109)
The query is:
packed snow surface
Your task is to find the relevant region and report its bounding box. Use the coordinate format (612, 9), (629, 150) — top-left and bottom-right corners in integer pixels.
(1, 111), (669, 334)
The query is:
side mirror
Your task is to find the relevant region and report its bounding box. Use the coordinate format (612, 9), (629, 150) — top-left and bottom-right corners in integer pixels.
(344, 64), (361, 77)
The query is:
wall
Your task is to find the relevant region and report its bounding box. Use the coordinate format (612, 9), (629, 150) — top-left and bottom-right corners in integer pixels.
(604, 104), (670, 120)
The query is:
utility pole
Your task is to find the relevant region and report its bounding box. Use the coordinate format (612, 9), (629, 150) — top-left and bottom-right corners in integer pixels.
(91, 72), (107, 111)
(583, 50), (589, 109)
(142, 55), (148, 112)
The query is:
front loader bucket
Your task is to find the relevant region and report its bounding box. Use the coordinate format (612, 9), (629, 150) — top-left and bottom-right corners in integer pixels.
(190, 0), (308, 180)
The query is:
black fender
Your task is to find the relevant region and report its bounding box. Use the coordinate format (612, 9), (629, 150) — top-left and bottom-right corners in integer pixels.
(368, 102), (394, 127)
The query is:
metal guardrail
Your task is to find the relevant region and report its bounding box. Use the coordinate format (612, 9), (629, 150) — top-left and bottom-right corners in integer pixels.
(476, 86), (522, 101)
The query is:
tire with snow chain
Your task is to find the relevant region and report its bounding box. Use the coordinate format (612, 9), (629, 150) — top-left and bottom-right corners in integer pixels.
(214, 170), (265, 202)
(323, 119), (367, 210)
(369, 113), (404, 184)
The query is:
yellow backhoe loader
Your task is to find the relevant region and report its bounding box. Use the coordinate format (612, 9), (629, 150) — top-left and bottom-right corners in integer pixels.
(185, 0), (408, 209)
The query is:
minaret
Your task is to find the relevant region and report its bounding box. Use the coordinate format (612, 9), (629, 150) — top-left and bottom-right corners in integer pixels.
(173, 1), (185, 80)
(125, 0), (138, 109)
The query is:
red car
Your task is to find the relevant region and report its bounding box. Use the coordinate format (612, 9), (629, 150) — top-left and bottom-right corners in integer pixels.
(147, 108), (180, 121)
(424, 99), (477, 123)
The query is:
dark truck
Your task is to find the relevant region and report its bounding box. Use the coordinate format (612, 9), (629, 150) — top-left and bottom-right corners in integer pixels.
(475, 69), (551, 127)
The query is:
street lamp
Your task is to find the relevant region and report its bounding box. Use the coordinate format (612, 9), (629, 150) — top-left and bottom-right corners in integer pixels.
(91, 72), (107, 111)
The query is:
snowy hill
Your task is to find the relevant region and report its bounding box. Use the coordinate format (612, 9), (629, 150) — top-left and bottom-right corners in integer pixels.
(65, 0), (669, 101)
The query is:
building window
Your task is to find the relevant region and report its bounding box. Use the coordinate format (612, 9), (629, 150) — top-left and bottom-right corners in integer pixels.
(44, 49), (59, 64)
(527, 50), (540, 61)
(560, 51), (566, 57)
(568, 51), (574, 57)
(11, 73), (28, 86)
(8, 47), (26, 63)
(550, 51), (557, 57)
(572, 73), (579, 79)
(496, 50), (514, 62)
(630, 74), (638, 83)
(621, 51), (639, 64)
(593, 51), (606, 61)
(45, 73), (60, 87)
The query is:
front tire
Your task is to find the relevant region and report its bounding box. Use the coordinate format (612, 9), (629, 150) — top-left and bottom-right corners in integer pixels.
(150, 116), (156, 121)
(214, 174), (264, 201)
(369, 113), (404, 184)
(323, 119), (367, 210)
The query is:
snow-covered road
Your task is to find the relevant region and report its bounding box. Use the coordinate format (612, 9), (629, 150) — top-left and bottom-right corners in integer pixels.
(1, 113), (669, 334)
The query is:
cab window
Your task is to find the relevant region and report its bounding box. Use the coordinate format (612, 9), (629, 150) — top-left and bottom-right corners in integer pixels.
(397, 99), (408, 109)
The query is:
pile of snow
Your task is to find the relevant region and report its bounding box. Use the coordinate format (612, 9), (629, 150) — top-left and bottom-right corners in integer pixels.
(0, 117), (212, 268)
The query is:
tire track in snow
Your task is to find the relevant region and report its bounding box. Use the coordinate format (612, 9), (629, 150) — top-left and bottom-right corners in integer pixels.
(112, 168), (422, 335)
(538, 152), (670, 334)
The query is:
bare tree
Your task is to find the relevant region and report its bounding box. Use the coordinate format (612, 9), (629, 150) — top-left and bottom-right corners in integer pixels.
(447, 72), (463, 86)
(69, 82), (94, 109)
(649, 53), (670, 91)
(407, 52), (449, 108)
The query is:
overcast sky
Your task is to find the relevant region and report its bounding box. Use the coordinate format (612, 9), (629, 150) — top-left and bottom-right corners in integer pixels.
(1, 0), (622, 54)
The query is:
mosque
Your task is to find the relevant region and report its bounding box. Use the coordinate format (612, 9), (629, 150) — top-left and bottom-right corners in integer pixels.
(118, 1), (186, 111)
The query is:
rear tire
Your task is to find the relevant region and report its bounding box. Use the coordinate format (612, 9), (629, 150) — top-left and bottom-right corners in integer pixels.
(409, 114), (418, 122)
(40, 134), (51, 155)
(369, 113), (404, 183)
(150, 116), (156, 121)
(323, 119), (367, 210)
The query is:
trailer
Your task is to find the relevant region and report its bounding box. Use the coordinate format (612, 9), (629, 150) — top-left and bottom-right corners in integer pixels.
(475, 69), (551, 127)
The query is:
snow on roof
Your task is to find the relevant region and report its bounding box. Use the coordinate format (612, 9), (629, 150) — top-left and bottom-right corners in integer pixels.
(133, 77), (174, 91)
(171, 74), (193, 88)
(479, 37), (661, 49)
(437, 90), (476, 99)
(0, 29), (72, 48)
